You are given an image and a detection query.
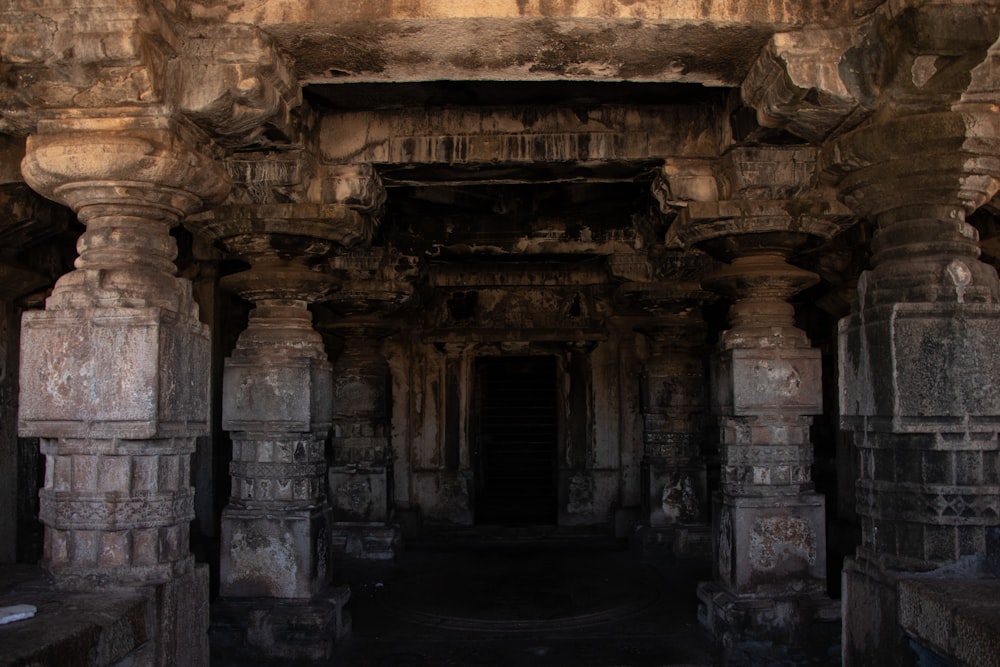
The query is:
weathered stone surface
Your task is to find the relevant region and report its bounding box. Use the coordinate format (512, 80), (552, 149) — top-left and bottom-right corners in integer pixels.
(741, 29), (863, 142)
(898, 578), (1000, 667)
(20, 307), (209, 439)
(220, 508), (329, 599)
(319, 106), (722, 171)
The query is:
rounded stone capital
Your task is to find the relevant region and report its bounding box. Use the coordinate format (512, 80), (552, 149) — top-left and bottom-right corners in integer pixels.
(21, 119), (230, 223)
(821, 110), (1000, 224)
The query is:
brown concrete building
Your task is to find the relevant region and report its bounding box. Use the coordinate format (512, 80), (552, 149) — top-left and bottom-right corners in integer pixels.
(1, 0), (999, 664)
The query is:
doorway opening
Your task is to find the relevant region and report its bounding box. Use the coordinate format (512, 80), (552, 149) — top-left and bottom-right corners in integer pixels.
(473, 356), (559, 525)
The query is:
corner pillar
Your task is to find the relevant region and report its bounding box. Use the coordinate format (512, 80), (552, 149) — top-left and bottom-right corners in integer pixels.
(18, 116), (229, 666)
(824, 108), (1000, 665)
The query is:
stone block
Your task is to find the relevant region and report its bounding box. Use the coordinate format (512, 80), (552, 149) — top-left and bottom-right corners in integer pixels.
(220, 506), (329, 599)
(715, 493), (826, 594)
(842, 558), (918, 667)
(840, 303), (1000, 431)
(329, 465), (391, 523)
(712, 347), (822, 418)
(223, 357), (332, 433)
(19, 307), (210, 439)
(643, 458), (706, 527)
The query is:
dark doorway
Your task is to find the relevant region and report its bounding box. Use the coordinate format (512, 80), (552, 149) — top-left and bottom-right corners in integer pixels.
(474, 356), (559, 525)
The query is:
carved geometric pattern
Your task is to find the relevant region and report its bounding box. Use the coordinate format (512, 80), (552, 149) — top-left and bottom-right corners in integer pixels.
(230, 461), (327, 479)
(39, 492), (195, 530)
(858, 481), (1000, 525)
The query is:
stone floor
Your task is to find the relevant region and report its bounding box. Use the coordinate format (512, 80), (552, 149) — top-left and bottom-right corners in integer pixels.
(212, 529), (841, 666)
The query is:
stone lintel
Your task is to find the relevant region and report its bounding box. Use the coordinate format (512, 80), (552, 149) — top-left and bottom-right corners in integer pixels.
(234, 3), (851, 85)
(839, 301), (1000, 426)
(430, 262), (610, 287)
(318, 106), (720, 168)
(422, 328), (608, 345)
(19, 306), (210, 440)
(712, 346), (823, 418)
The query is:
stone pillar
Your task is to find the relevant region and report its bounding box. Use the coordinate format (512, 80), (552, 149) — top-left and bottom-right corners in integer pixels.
(320, 250), (415, 559)
(696, 250), (835, 642)
(326, 322), (401, 559)
(825, 109), (1000, 664)
(660, 147), (851, 643)
(17, 116), (228, 665)
(188, 202), (371, 599)
(619, 266), (714, 557)
(639, 314), (709, 529)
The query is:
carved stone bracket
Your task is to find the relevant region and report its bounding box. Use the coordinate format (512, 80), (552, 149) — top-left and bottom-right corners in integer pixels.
(741, 29), (864, 142)
(169, 25), (301, 148)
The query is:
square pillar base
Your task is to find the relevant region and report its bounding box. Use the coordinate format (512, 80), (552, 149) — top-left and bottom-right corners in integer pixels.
(220, 505), (330, 599)
(697, 579), (840, 647)
(211, 585), (351, 663)
(715, 492), (828, 595)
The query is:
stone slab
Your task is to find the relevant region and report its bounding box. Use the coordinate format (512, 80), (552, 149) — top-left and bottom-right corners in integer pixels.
(0, 565), (149, 666)
(899, 577), (1000, 667)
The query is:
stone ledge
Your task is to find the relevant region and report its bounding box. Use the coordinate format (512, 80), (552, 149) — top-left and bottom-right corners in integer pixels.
(0, 566), (150, 667)
(899, 577), (1000, 667)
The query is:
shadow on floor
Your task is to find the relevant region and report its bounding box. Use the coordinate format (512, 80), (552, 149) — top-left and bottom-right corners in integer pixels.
(329, 539), (719, 667)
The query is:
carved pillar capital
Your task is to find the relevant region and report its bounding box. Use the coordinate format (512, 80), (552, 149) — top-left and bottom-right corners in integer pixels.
(21, 116), (229, 313)
(665, 146), (853, 343)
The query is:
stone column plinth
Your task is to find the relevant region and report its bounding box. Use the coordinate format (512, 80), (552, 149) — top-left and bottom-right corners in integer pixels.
(318, 258), (415, 560)
(660, 147), (850, 644)
(188, 203), (371, 598)
(823, 109), (1000, 665)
